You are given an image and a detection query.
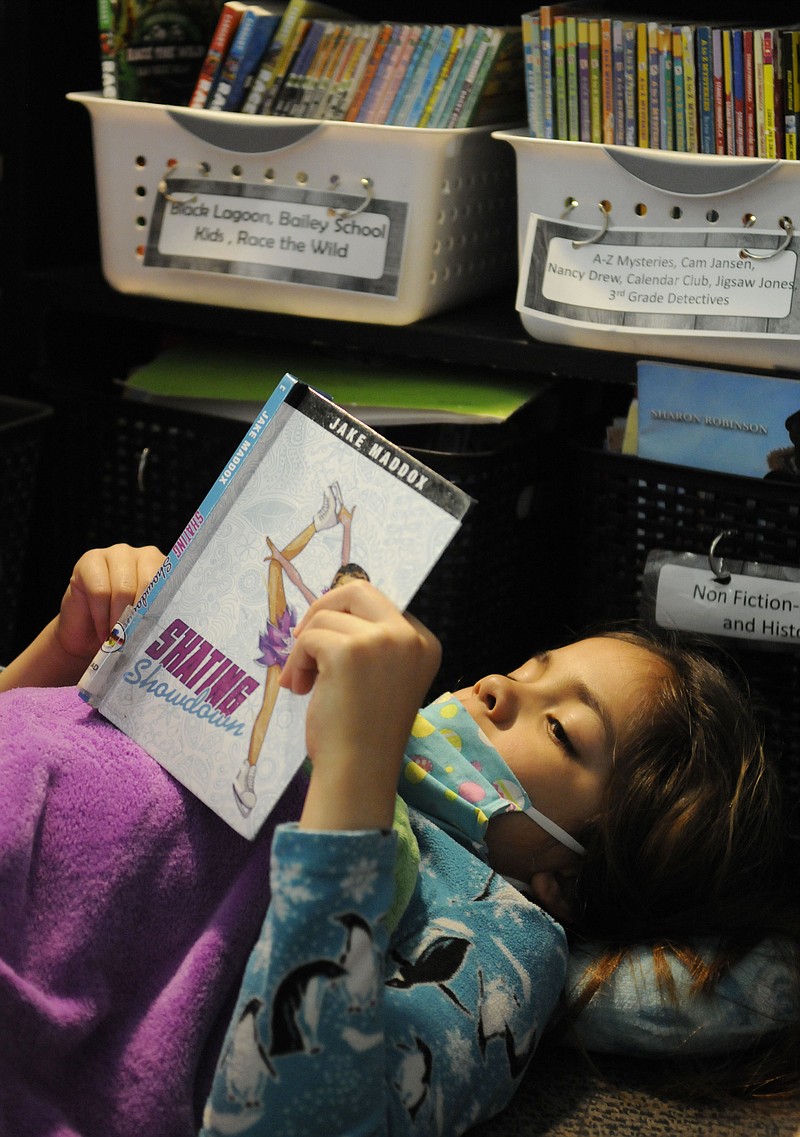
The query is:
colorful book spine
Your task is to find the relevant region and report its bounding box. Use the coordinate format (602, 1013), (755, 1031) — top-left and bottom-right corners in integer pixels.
(267, 18), (316, 115)
(622, 21), (636, 147)
(784, 30), (799, 160)
(681, 25), (698, 152)
(711, 27), (725, 154)
(356, 22), (404, 123)
(611, 19), (625, 144)
(371, 23), (418, 124)
(429, 23), (475, 128)
(344, 21), (393, 123)
(647, 22), (660, 149)
(327, 23), (375, 120)
(589, 18), (602, 143)
(189, 1), (246, 109)
(448, 26), (497, 127)
(762, 29), (777, 158)
(209, 7), (282, 113)
(636, 21), (649, 147)
(753, 29), (766, 156)
(553, 15), (568, 138)
(657, 24), (673, 150)
(540, 7), (555, 138)
(419, 24), (463, 126)
(577, 17), (591, 141)
(600, 17), (614, 144)
(733, 29), (746, 154)
(97, 0), (118, 99)
(743, 28), (756, 155)
(304, 22), (348, 118)
(566, 14), (580, 141)
(672, 26), (686, 152)
(721, 29), (735, 154)
(695, 26), (714, 154)
(522, 14), (544, 136)
(405, 24), (454, 127)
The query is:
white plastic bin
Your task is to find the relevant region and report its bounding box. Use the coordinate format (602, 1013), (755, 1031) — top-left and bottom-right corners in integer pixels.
(494, 128), (800, 371)
(69, 92), (517, 325)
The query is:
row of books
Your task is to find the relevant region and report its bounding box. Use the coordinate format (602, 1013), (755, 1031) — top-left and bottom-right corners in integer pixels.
(188, 1), (525, 127)
(523, 6), (800, 159)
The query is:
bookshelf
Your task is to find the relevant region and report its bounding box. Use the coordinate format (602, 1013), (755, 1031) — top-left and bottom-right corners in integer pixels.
(0, 0), (791, 655)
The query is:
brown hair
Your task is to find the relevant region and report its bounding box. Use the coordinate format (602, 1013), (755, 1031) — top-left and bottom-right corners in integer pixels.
(565, 626), (800, 1097)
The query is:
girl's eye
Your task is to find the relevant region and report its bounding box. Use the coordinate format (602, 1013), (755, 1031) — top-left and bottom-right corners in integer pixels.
(547, 715), (576, 756)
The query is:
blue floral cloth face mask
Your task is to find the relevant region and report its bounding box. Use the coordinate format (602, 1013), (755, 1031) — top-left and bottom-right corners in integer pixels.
(400, 693), (586, 859)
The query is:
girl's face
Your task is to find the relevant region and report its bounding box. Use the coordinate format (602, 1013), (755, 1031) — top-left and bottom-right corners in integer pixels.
(453, 636), (668, 878)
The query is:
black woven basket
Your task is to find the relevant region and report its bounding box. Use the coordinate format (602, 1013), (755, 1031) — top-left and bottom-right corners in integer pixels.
(0, 397), (53, 662)
(61, 391), (566, 695)
(568, 446), (800, 840)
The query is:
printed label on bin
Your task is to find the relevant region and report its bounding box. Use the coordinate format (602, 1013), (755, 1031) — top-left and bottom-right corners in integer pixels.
(144, 179), (407, 295)
(654, 562), (800, 645)
(517, 214), (800, 331)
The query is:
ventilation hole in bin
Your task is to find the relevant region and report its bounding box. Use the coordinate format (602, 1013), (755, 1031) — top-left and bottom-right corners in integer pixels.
(441, 178), (451, 195)
(232, 165), (243, 177)
(135, 155), (146, 168)
(136, 216), (146, 227)
(135, 185), (147, 197)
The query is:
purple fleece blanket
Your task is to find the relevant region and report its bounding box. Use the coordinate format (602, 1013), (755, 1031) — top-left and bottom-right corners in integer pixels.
(0, 686), (305, 1137)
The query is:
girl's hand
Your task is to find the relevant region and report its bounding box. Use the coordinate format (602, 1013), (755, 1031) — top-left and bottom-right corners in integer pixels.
(0, 544), (165, 691)
(55, 544), (166, 663)
(281, 580), (441, 831)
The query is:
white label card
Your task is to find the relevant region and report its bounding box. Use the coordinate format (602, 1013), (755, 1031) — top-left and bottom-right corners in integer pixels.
(655, 564), (800, 645)
(144, 179), (407, 296)
(518, 214), (799, 326)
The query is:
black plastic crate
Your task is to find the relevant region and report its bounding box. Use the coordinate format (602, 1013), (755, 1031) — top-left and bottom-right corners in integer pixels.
(568, 447), (800, 841)
(0, 397), (53, 662)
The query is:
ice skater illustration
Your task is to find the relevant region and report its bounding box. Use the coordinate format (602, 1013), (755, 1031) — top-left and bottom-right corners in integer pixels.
(233, 482), (368, 817)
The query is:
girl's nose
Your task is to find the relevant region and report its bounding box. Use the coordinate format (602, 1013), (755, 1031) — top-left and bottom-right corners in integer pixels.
(473, 675), (518, 725)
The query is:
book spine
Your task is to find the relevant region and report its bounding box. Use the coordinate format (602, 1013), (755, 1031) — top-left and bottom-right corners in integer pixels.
(356, 22), (402, 123)
(188, 1), (245, 109)
(405, 24), (454, 127)
(711, 27), (725, 154)
(733, 29), (745, 155)
(566, 15), (580, 141)
(540, 8), (555, 138)
(784, 30), (798, 160)
(242, 0), (304, 114)
(636, 21), (649, 147)
(600, 17), (614, 144)
(384, 24), (429, 124)
(773, 29), (785, 158)
(577, 17), (591, 141)
(589, 18), (602, 143)
(622, 21), (636, 147)
(372, 24), (417, 125)
(97, 0), (118, 99)
(429, 23), (472, 128)
(681, 25), (698, 152)
(522, 13), (543, 136)
(658, 24), (673, 151)
(553, 15), (568, 138)
(721, 29), (735, 154)
(269, 19), (317, 116)
(419, 24), (464, 127)
(647, 21), (660, 150)
(753, 29), (766, 156)
(207, 7), (264, 112)
(762, 29), (777, 159)
(695, 26), (714, 154)
(450, 27), (500, 128)
(445, 28), (490, 128)
(743, 28), (756, 156)
(328, 24), (374, 120)
(310, 24), (351, 118)
(672, 26), (686, 152)
(344, 21), (393, 122)
(611, 19), (625, 144)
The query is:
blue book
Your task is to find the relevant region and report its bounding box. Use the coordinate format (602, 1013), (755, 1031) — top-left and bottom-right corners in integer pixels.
(384, 24), (432, 124)
(637, 360), (800, 479)
(695, 25), (715, 153)
(212, 6), (285, 112)
(403, 25), (455, 127)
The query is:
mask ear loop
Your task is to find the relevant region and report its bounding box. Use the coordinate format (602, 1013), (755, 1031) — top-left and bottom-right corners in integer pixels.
(523, 805), (586, 855)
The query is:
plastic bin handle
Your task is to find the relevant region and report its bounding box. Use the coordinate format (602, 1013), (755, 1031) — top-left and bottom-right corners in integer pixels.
(607, 148), (780, 196)
(166, 110), (321, 154)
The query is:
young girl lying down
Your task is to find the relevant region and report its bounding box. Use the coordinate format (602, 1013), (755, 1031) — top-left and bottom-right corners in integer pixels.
(0, 545), (797, 1137)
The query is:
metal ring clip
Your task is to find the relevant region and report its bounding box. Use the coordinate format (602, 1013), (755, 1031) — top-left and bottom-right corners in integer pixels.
(327, 176), (374, 219)
(739, 215), (794, 261)
(572, 201), (611, 248)
(708, 529), (737, 584)
(158, 164), (199, 204)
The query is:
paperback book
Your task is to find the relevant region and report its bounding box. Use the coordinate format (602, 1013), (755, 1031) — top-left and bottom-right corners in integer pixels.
(79, 375), (470, 839)
(637, 359), (800, 479)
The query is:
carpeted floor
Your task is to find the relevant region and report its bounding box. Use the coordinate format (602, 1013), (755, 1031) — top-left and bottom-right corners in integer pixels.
(468, 1044), (800, 1136)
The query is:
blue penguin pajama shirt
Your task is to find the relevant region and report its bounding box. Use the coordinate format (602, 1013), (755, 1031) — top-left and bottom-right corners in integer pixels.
(201, 808), (568, 1136)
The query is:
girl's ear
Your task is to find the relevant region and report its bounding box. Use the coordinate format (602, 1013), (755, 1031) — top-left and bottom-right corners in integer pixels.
(529, 870), (579, 926)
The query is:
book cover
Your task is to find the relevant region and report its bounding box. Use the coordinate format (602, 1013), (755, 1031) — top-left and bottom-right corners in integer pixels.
(101, 0), (222, 105)
(79, 375), (470, 840)
(210, 6), (286, 113)
(189, 1), (247, 110)
(636, 360), (800, 480)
